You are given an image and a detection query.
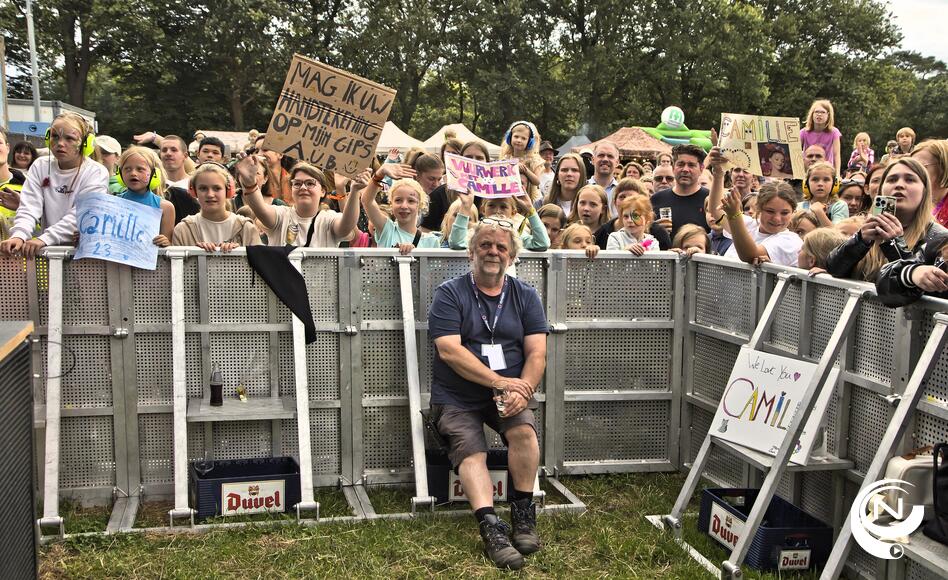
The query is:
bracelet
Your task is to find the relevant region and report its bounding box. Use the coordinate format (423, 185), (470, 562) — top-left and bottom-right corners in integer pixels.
(728, 210), (743, 220)
(372, 173), (384, 185)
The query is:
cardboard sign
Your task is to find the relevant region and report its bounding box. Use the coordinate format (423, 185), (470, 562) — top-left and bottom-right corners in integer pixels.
(221, 480), (285, 515)
(708, 501), (745, 550)
(709, 346), (839, 465)
(263, 54), (397, 178)
(74, 192), (162, 270)
(449, 470), (509, 502)
(718, 114), (805, 179)
(444, 153), (524, 197)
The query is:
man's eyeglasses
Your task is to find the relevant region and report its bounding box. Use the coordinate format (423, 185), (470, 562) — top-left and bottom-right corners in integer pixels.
(481, 217), (514, 230)
(291, 179), (320, 190)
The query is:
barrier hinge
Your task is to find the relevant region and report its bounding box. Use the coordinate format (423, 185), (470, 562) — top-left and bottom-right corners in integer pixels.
(112, 327), (129, 338)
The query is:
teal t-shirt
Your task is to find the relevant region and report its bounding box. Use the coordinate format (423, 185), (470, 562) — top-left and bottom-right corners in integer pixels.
(374, 219), (441, 249)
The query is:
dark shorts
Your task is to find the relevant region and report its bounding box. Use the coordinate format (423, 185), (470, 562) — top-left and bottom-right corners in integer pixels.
(431, 403), (537, 468)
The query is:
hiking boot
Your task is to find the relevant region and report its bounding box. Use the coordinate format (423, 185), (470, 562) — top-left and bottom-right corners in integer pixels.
(479, 514), (524, 570)
(510, 498), (541, 555)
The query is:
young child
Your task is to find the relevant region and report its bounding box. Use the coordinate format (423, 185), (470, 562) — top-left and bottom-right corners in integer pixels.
(606, 196), (659, 255)
(896, 127), (916, 156)
(558, 222), (599, 259)
(440, 198), (478, 248)
(789, 210), (821, 239)
(449, 191), (550, 251)
(704, 196), (732, 255)
(798, 227), (848, 275)
(801, 161), (849, 226)
(0, 112), (109, 257)
(672, 223), (710, 256)
(848, 132), (874, 171)
(172, 162), (260, 252)
(567, 184), (610, 230)
(537, 203), (567, 248)
(116, 146), (175, 246)
(500, 121), (545, 201)
(800, 99), (842, 174)
(362, 167), (441, 254)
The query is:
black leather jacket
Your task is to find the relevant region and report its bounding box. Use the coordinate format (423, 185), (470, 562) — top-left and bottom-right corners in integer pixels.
(876, 230), (948, 307)
(826, 222), (948, 280)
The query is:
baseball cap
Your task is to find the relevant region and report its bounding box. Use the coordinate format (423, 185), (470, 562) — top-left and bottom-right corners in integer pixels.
(95, 135), (121, 155)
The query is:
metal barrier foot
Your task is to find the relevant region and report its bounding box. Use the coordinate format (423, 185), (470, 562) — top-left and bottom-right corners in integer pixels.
(295, 501), (320, 522)
(661, 514), (682, 537)
(721, 560), (743, 579)
(168, 508), (195, 528)
(533, 490), (546, 509)
(36, 516), (65, 540)
(410, 496), (436, 515)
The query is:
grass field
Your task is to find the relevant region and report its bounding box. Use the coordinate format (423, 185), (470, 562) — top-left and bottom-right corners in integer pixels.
(41, 473), (821, 579)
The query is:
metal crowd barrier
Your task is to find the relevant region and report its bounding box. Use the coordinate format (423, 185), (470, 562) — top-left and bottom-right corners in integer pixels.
(2, 248), (946, 579)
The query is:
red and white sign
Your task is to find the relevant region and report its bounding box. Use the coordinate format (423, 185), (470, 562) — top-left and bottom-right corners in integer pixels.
(708, 501), (745, 550)
(221, 480), (285, 515)
(449, 470), (508, 502)
(778, 549), (811, 570)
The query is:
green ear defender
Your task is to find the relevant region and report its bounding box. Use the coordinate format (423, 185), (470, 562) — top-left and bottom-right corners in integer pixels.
(115, 164), (161, 192)
(44, 128), (96, 157)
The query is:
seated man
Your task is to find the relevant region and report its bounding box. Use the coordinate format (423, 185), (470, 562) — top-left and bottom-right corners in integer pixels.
(428, 220), (548, 570)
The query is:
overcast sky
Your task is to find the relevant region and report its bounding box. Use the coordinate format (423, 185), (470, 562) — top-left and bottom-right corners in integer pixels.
(892, 0), (948, 63)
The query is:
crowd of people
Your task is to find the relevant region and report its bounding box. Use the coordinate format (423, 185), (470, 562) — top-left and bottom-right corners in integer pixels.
(1, 102), (947, 306)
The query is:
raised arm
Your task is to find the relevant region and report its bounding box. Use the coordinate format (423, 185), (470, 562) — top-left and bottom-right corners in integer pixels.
(706, 147), (728, 232)
(361, 163), (415, 234)
(234, 154), (278, 231)
(331, 169), (367, 239)
(723, 188), (767, 263)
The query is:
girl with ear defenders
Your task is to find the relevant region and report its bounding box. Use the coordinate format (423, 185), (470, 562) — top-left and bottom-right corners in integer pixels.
(116, 146), (176, 247)
(0, 112), (109, 258)
(800, 161), (849, 227)
(499, 121), (545, 203)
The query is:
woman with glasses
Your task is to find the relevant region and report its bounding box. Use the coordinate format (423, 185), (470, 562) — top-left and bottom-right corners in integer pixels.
(235, 155), (362, 248)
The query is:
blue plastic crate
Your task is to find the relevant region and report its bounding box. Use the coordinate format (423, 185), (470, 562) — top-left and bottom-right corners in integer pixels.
(697, 488), (833, 572)
(188, 456), (301, 519)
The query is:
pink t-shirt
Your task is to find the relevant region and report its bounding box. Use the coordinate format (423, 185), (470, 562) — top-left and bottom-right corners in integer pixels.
(800, 127), (842, 167)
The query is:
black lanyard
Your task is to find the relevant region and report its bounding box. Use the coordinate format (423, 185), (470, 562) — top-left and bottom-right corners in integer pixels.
(470, 273), (507, 343)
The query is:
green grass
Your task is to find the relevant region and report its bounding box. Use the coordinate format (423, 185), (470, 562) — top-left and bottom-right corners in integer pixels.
(39, 474), (829, 579)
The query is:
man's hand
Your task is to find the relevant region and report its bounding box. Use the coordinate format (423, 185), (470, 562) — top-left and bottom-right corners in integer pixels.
(21, 238), (46, 257)
(492, 377), (533, 400)
(0, 237), (25, 255)
(501, 391), (529, 417)
(655, 217), (673, 233)
(0, 186), (20, 211)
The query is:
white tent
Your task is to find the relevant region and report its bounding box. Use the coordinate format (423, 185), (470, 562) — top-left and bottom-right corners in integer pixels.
(374, 121), (425, 155)
(422, 123), (502, 159)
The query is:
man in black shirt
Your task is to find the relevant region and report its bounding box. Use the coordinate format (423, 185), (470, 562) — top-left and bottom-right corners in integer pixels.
(651, 144), (710, 238)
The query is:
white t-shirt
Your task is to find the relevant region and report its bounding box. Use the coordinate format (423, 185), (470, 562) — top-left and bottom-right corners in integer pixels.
(166, 177), (190, 190)
(724, 222), (802, 267)
(10, 157), (109, 245)
(266, 205), (347, 247)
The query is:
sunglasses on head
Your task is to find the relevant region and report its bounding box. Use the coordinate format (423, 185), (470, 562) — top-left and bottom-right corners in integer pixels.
(481, 217), (514, 230)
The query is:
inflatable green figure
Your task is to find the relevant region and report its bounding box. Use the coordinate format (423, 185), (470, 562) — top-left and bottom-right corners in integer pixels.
(638, 106), (713, 152)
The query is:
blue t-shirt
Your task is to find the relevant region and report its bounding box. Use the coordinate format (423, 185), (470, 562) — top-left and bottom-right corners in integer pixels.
(428, 273), (548, 409)
(119, 188), (162, 209)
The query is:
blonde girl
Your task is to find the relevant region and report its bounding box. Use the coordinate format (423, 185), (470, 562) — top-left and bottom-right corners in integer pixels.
(116, 146), (175, 246)
(362, 164), (441, 254)
(672, 224), (710, 256)
(172, 162), (260, 252)
(557, 222), (599, 259)
(911, 139), (948, 227)
(1, 111), (109, 257)
(798, 228), (848, 272)
(449, 190), (550, 251)
(826, 157), (942, 281)
(800, 99), (842, 174)
(801, 161), (849, 226)
(848, 132), (874, 170)
(606, 196), (658, 255)
(500, 121), (544, 200)
(568, 184), (609, 230)
(789, 210), (821, 239)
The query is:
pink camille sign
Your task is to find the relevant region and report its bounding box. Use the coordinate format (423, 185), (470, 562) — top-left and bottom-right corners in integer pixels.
(444, 152), (524, 197)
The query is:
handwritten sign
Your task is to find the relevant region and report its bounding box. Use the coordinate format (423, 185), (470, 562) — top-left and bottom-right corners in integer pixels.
(709, 347), (839, 465)
(74, 192), (162, 270)
(263, 54), (397, 179)
(444, 153), (524, 197)
(718, 114), (805, 180)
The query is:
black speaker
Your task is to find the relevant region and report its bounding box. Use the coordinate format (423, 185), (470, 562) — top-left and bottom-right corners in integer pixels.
(0, 324), (37, 579)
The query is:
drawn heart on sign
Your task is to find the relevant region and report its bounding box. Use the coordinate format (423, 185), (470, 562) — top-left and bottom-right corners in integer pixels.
(344, 160), (359, 175)
(793, 372), (801, 381)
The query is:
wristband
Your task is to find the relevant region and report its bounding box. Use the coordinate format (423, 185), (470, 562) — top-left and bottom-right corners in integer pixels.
(372, 173), (384, 185)
(728, 210), (743, 220)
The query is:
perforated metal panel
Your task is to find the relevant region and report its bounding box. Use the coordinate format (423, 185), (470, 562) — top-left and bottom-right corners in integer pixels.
(919, 314), (948, 406)
(208, 333), (271, 398)
(361, 331), (407, 398)
(361, 257), (418, 321)
(212, 420), (272, 460)
(565, 258), (672, 320)
(847, 543), (881, 579)
(906, 559), (944, 580)
(278, 332), (341, 400)
(139, 413), (173, 485)
(692, 334), (741, 402)
(694, 262), (755, 336)
(302, 256), (340, 322)
(799, 471), (834, 524)
(363, 406), (411, 470)
(131, 259), (172, 325)
(280, 409), (341, 474)
(809, 285), (847, 360)
(423, 256), (476, 313)
(62, 258), (110, 326)
(913, 411), (948, 449)
(768, 280), (801, 352)
(690, 406), (745, 487)
(136, 333), (201, 406)
(849, 385), (892, 474)
(563, 400), (669, 462)
(207, 256), (269, 323)
(0, 257), (31, 320)
(515, 257), (547, 303)
(36, 257), (49, 325)
(60, 335), (112, 408)
(60, 416), (115, 488)
(564, 329), (671, 390)
(851, 299), (896, 386)
(826, 389), (840, 456)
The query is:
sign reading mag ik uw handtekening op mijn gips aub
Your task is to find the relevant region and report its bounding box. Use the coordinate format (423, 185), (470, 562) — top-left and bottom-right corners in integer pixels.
(263, 54), (398, 179)
(718, 113), (806, 180)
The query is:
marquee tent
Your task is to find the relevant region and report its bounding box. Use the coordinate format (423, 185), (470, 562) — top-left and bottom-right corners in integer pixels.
(422, 123), (501, 158)
(579, 127), (672, 160)
(374, 121), (425, 155)
(555, 135), (591, 158)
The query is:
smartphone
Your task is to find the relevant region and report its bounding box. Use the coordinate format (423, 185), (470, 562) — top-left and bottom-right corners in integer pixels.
(872, 195), (897, 216)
